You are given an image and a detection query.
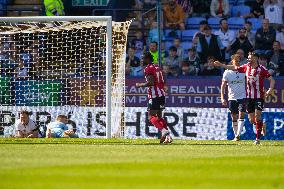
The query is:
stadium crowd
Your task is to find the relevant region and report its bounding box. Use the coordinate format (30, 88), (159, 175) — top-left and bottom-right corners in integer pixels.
(126, 0), (284, 77)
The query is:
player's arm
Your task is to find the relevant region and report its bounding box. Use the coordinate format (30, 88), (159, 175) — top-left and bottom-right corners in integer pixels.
(211, 60), (237, 71)
(221, 80), (228, 107)
(15, 131), (24, 138)
(266, 76), (275, 97)
(136, 75), (154, 88)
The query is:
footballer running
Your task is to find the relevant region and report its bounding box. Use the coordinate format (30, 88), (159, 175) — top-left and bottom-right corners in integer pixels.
(135, 52), (172, 144)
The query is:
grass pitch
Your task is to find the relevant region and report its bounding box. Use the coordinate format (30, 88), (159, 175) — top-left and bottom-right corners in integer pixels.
(0, 139), (284, 189)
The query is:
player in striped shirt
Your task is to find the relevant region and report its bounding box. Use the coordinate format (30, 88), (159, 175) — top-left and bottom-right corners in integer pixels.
(221, 54), (246, 141)
(212, 52), (275, 145)
(135, 52), (172, 144)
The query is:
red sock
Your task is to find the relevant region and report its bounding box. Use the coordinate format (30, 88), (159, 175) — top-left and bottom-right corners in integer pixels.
(158, 118), (168, 130)
(255, 119), (263, 140)
(150, 116), (164, 130)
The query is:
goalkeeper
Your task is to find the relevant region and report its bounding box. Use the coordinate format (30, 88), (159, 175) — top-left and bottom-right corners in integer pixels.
(46, 115), (78, 138)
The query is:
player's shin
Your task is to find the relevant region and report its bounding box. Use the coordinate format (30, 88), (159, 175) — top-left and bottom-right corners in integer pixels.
(237, 119), (244, 137)
(149, 116), (164, 130)
(232, 121), (238, 136)
(255, 118), (263, 140)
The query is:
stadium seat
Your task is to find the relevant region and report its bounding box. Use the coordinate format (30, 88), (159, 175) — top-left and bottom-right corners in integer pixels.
(181, 29), (199, 41)
(165, 40), (173, 50)
(228, 17), (245, 29)
(247, 18), (262, 30)
(231, 5), (250, 17)
(164, 29), (181, 41)
(181, 41), (192, 51)
(186, 17), (206, 29)
(208, 17), (221, 29)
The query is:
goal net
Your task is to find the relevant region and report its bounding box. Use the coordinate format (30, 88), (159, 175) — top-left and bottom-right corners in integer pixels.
(0, 16), (131, 138)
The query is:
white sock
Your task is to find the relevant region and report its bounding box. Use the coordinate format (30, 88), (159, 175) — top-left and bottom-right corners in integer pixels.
(237, 119), (244, 136)
(232, 121), (238, 136)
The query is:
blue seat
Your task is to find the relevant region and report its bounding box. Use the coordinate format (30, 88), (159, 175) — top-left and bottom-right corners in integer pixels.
(247, 18), (262, 30)
(208, 17), (221, 29)
(165, 41), (173, 50)
(228, 17), (245, 29)
(186, 17), (206, 29)
(181, 41), (192, 51)
(231, 5), (250, 17)
(164, 29), (182, 41)
(181, 29), (199, 41)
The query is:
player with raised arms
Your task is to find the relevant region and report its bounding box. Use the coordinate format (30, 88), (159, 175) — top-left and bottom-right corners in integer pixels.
(135, 52), (172, 144)
(212, 52), (275, 145)
(221, 54), (246, 141)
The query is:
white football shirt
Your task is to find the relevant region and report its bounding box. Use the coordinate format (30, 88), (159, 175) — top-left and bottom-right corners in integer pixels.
(15, 119), (37, 135)
(222, 70), (246, 100)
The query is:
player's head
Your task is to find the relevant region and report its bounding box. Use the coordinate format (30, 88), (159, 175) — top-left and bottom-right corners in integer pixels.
(56, 115), (68, 124)
(141, 52), (154, 66)
(20, 111), (30, 125)
(231, 54), (241, 66)
(248, 52), (259, 65)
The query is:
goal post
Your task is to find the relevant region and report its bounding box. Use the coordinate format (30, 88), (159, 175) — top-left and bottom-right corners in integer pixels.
(0, 16), (131, 138)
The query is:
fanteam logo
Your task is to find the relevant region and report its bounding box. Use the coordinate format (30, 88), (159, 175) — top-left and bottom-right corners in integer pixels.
(23, 91), (53, 102)
(15, 80), (62, 106)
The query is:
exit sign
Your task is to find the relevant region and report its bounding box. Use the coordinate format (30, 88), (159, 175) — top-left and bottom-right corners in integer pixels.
(72, 0), (110, 6)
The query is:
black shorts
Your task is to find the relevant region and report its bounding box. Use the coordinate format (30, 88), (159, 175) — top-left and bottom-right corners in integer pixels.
(228, 99), (246, 114)
(246, 98), (264, 113)
(148, 96), (165, 111)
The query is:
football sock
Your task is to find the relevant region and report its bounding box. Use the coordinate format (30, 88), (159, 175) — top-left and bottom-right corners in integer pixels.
(232, 121), (238, 136)
(237, 119), (244, 136)
(158, 117), (168, 130)
(149, 116), (164, 130)
(255, 119), (263, 140)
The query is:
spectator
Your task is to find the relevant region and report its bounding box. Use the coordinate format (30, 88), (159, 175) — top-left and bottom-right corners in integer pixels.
(214, 18), (235, 62)
(126, 47), (142, 77)
(193, 20), (208, 45)
(46, 115), (78, 138)
(176, 0), (193, 17)
(181, 47), (200, 75)
(236, 49), (248, 65)
(231, 28), (254, 57)
(210, 0), (230, 18)
(201, 56), (221, 75)
(15, 56), (29, 79)
(161, 41), (169, 64)
(149, 41), (158, 64)
(148, 21), (159, 43)
(276, 25), (284, 49)
(264, 0), (283, 28)
(163, 0), (185, 30)
(163, 46), (181, 77)
(44, 0), (65, 16)
(173, 38), (184, 59)
(197, 25), (224, 64)
(269, 41), (284, 76)
(244, 21), (255, 46)
(255, 18), (276, 56)
(15, 111), (38, 138)
(243, 0), (264, 19)
(131, 31), (146, 58)
(191, 0), (211, 17)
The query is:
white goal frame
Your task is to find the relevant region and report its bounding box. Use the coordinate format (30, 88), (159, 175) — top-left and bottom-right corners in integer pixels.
(0, 16), (113, 138)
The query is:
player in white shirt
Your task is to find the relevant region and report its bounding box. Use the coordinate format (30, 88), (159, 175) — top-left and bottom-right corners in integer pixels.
(15, 111), (38, 138)
(221, 54), (246, 141)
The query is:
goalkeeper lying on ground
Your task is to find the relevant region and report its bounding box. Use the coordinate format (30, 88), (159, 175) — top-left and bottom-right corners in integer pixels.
(46, 115), (78, 138)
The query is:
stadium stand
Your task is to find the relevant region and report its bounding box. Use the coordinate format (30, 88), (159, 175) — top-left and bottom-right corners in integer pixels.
(186, 17), (206, 29)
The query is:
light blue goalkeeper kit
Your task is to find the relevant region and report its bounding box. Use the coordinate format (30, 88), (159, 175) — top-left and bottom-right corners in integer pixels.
(47, 121), (69, 138)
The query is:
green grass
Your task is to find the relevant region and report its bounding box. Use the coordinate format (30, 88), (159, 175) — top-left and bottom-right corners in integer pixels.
(0, 139), (284, 189)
